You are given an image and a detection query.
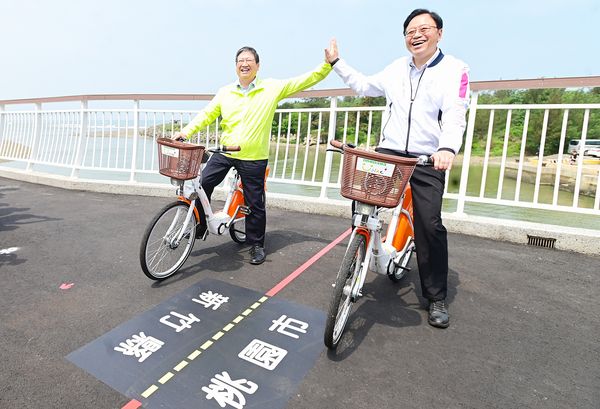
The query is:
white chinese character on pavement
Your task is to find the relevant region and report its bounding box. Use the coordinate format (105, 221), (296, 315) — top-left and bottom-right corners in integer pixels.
(202, 371), (258, 409)
(268, 315), (308, 339)
(192, 290), (229, 310)
(238, 339), (287, 371)
(159, 311), (200, 333)
(113, 332), (164, 363)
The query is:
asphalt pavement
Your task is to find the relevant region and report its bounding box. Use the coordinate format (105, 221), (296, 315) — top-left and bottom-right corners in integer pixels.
(0, 176), (599, 409)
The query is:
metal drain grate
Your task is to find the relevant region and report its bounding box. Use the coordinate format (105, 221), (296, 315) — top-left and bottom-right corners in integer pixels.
(527, 234), (557, 249)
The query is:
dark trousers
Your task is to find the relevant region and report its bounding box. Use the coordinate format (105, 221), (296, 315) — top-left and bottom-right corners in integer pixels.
(376, 148), (448, 301)
(200, 153), (268, 247)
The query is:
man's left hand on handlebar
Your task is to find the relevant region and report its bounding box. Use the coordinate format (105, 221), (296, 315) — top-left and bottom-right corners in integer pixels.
(171, 132), (187, 141)
(431, 150), (455, 171)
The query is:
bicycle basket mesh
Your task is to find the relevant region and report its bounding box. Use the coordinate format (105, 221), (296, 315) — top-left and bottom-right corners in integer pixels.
(339, 146), (418, 208)
(157, 138), (205, 180)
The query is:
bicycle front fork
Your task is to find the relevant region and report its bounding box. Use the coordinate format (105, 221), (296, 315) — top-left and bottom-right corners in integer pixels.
(343, 227), (371, 301)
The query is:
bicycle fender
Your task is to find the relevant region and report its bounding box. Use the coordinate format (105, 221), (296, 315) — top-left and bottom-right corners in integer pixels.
(352, 227), (370, 244)
(177, 196), (201, 222)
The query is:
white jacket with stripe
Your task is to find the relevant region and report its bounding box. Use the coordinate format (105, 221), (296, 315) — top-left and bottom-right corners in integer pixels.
(333, 50), (470, 155)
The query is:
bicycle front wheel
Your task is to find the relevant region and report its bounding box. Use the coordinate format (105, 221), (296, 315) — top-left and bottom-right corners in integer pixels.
(324, 233), (367, 349)
(140, 201), (197, 280)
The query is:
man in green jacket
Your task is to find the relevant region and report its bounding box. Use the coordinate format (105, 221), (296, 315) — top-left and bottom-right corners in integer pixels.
(174, 44), (335, 265)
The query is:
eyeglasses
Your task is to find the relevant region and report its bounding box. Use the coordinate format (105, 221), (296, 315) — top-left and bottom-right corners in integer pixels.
(404, 24), (438, 38)
(236, 58), (255, 64)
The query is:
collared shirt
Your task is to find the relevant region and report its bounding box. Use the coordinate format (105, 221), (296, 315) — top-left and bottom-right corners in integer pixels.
(409, 48), (440, 82)
(183, 62), (332, 161)
(237, 80), (256, 95)
(333, 49), (470, 155)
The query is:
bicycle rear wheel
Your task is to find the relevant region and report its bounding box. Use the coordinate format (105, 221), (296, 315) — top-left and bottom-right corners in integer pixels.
(388, 236), (415, 282)
(140, 201), (197, 280)
(229, 217), (246, 244)
(324, 233), (367, 349)
(228, 190), (264, 244)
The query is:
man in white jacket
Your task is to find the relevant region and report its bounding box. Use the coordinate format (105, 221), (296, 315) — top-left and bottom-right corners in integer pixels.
(326, 8), (470, 328)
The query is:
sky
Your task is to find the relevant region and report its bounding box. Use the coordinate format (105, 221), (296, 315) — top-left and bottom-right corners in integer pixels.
(1, 0), (599, 103)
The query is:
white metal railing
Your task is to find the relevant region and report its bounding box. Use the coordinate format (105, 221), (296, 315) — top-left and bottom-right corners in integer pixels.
(460, 102), (600, 214)
(1, 79), (600, 228)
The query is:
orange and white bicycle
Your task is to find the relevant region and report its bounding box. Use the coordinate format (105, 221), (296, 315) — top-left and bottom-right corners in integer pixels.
(139, 138), (263, 280)
(324, 139), (431, 349)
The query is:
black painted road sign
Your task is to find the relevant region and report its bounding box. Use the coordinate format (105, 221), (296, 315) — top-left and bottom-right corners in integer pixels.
(67, 278), (325, 409)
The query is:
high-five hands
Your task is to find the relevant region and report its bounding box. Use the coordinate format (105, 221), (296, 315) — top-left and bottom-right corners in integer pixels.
(325, 38), (339, 64)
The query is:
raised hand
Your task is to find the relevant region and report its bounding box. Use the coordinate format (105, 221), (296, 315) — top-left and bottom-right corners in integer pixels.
(324, 38), (339, 64)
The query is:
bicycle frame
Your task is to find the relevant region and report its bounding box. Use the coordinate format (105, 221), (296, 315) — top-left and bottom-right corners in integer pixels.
(174, 168), (248, 237)
(346, 186), (415, 300)
(141, 142), (266, 280)
(324, 139), (427, 348)
(175, 156), (270, 236)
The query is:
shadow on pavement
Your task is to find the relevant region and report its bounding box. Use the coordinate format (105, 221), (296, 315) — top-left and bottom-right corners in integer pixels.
(148, 228), (332, 288)
(0, 188), (61, 267)
(0, 188), (61, 233)
(326, 263), (461, 360)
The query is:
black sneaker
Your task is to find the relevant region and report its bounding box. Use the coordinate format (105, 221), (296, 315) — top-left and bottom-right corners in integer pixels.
(428, 299), (449, 328)
(249, 245), (266, 265)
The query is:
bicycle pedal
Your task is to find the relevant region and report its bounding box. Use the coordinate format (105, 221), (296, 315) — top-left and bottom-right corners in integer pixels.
(195, 224), (208, 239)
(239, 206), (251, 215)
(198, 230), (209, 241)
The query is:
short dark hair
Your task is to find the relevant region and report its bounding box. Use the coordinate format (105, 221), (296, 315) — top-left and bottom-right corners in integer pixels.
(235, 46), (260, 63)
(403, 9), (443, 34)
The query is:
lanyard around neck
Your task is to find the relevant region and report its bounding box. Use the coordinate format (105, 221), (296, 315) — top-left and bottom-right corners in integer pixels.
(409, 67), (427, 102)
(405, 67), (427, 153)
(404, 50), (445, 153)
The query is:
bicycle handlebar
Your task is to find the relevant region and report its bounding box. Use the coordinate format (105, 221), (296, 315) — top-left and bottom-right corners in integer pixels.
(329, 140), (432, 166)
(417, 155), (433, 166)
(221, 145), (241, 152)
(330, 139), (343, 149)
(208, 145), (241, 153)
(171, 138), (240, 153)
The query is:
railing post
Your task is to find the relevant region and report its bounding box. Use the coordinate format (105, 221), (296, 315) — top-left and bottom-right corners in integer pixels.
(319, 97), (337, 199)
(0, 104), (5, 145)
(130, 99), (140, 182)
(455, 91), (478, 215)
(26, 102), (43, 172)
(70, 99), (88, 178)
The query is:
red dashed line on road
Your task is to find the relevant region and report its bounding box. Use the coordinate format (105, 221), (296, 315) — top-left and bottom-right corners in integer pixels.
(121, 398), (141, 409)
(266, 228), (351, 297)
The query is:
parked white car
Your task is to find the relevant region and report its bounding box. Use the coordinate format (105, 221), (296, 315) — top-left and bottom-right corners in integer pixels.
(584, 147), (600, 158)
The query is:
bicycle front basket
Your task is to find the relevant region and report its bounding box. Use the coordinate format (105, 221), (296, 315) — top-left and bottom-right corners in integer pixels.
(340, 146), (418, 208)
(157, 138), (205, 180)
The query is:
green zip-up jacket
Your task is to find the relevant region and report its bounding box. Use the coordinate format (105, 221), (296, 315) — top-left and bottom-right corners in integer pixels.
(182, 62), (332, 160)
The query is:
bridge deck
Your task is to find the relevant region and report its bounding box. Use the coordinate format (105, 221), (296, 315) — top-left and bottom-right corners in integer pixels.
(0, 177), (598, 409)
